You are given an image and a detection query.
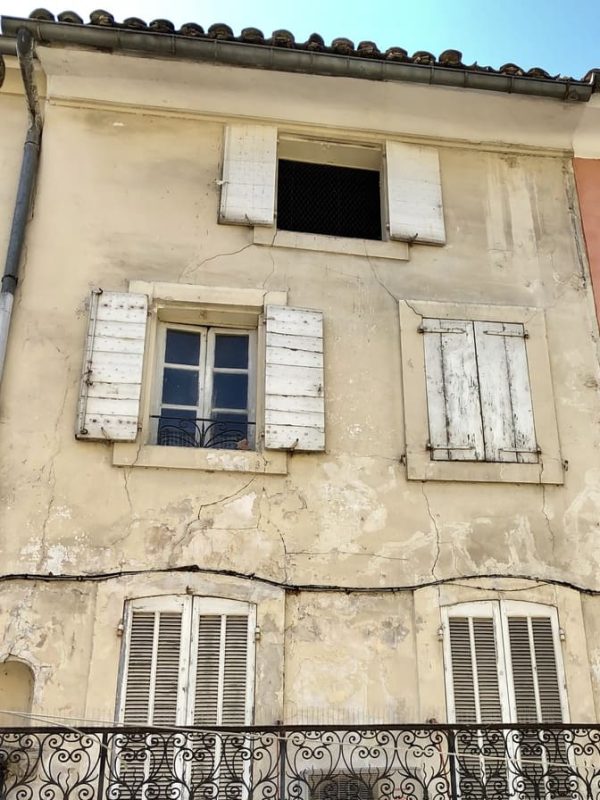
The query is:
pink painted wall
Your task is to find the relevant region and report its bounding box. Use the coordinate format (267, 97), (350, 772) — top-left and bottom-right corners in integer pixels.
(574, 158), (600, 324)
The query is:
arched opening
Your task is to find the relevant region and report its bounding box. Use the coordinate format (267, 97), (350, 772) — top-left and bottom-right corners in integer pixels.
(0, 660), (34, 726)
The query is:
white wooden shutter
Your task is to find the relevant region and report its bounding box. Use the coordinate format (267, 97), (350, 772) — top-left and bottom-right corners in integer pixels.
(219, 125), (277, 226)
(190, 600), (255, 725)
(264, 305), (325, 451)
(504, 612), (565, 723)
(120, 597), (190, 725)
(473, 322), (538, 463)
(446, 614), (504, 724)
(422, 319), (484, 461)
(77, 290), (148, 442)
(386, 141), (446, 245)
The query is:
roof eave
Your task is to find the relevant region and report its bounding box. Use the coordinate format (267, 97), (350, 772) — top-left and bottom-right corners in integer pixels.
(0, 16), (594, 103)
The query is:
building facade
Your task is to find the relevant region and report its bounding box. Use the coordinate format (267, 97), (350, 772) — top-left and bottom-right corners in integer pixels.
(2, 10), (600, 798)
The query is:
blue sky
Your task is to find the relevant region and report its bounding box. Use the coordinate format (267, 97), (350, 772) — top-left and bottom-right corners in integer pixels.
(2, 0), (599, 79)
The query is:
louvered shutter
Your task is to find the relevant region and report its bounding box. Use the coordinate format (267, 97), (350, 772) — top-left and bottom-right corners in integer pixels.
(191, 607), (254, 725)
(264, 305), (325, 452)
(473, 322), (538, 463)
(447, 616), (504, 724)
(219, 125), (277, 226)
(386, 142), (446, 245)
(506, 615), (564, 723)
(422, 319), (484, 461)
(77, 290), (148, 442)
(120, 600), (189, 726)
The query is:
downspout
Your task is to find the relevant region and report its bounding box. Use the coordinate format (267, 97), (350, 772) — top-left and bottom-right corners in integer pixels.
(0, 28), (42, 387)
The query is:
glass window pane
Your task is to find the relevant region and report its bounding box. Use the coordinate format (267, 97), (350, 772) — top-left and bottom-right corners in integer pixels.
(165, 330), (201, 366)
(214, 334), (249, 369)
(162, 368), (199, 406)
(212, 373), (248, 410)
(158, 409), (198, 448)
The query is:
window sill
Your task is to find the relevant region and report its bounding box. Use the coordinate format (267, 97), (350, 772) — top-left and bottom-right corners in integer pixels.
(405, 451), (564, 484)
(113, 443), (288, 475)
(253, 226), (410, 261)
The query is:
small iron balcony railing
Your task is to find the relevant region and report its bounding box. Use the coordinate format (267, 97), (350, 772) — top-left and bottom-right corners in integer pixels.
(1, 724), (600, 800)
(150, 415), (255, 450)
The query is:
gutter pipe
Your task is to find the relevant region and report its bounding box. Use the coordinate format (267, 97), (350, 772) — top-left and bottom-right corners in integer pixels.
(1, 17), (594, 103)
(0, 36), (16, 56)
(0, 28), (42, 387)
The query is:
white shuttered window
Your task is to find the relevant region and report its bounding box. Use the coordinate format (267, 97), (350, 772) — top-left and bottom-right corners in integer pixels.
(422, 318), (538, 463)
(119, 596), (256, 726)
(443, 601), (568, 725)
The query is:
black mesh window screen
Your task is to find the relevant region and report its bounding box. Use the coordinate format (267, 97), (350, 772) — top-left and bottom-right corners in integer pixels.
(277, 159), (382, 240)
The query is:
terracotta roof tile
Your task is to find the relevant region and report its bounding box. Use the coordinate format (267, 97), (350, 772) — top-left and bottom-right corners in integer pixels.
(13, 7), (596, 83)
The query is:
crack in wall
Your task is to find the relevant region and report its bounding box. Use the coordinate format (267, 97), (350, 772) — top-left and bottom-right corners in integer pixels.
(421, 483), (441, 579)
(178, 243), (254, 282)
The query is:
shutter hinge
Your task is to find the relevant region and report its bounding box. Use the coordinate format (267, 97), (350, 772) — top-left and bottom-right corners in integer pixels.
(254, 625), (262, 642)
(418, 325), (467, 335)
(559, 627), (566, 641)
(116, 620), (124, 637)
(437, 626), (444, 641)
(427, 441), (475, 452)
(482, 329), (529, 339)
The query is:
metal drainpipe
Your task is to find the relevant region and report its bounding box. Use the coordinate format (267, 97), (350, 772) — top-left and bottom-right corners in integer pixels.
(0, 28), (42, 388)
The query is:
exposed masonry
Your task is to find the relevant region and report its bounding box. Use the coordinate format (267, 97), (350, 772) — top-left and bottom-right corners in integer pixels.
(8, 7), (600, 83)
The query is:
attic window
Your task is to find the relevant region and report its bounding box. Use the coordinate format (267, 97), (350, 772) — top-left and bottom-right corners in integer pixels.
(277, 159), (382, 241)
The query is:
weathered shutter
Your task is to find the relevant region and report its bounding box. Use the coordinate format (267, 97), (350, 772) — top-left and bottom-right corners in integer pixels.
(447, 616), (503, 724)
(264, 305), (325, 451)
(386, 141), (446, 245)
(506, 616), (564, 723)
(77, 290), (148, 442)
(121, 604), (187, 725)
(219, 124), (277, 226)
(473, 321), (537, 463)
(422, 319), (484, 461)
(192, 612), (253, 725)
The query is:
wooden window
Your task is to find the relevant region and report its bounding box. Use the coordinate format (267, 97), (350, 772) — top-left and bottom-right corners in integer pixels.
(443, 602), (569, 799)
(220, 126), (446, 248)
(79, 286), (326, 456)
(118, 596), (256, 726)
(152, 324), (257, 450)
(422, 319), (538, 463)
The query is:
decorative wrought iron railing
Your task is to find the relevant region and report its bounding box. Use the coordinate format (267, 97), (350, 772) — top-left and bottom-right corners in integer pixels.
(2, 724), (600, 800)
(151, 416), (255, 449)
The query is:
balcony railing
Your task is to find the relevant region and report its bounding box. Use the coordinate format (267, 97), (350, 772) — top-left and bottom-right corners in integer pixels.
(1, 724), (599, 800)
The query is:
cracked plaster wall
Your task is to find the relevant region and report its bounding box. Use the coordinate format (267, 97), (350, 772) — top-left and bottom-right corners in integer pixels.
(1, 80), (600, 723)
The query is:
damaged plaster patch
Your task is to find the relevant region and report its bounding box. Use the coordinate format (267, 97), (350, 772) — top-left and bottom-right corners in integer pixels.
(210, 492), (258, 529)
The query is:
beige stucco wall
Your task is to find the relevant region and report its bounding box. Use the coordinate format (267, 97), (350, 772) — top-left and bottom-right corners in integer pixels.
(1, 51), (600, 726)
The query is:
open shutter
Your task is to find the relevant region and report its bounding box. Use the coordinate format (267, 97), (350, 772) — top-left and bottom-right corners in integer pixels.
(386, 141), (446, 245)
(505, 614), (565, 723)
(120, 599), (189, 725)
(219, 124), (277, 226)
(474, 322), (537, 463)
(77, 290), (148, 442)
(264, 305), (325, 451)
(191, 606), (254, 726)
(422, 319), (484, 461)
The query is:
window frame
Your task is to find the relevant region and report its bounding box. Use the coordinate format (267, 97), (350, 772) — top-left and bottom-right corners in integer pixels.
(116, 594), (257, 727)
(152, 322), (257, 451)
(112, 281), (288, 475)
(441, 600), (570, 724)
(399, 299), (563, 484)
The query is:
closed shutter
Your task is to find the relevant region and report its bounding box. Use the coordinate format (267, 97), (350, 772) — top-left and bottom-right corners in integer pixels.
(386, 141), (446, 245)
(219, 125), (277, 226)
(191, 608), (254, 725)
(506, 615), (564, 723)
(77, 290), (148, 442)
(120, 599), (189, 726)
(473, 322), (537, 463)
(422, 319), (484, 461)
(447, 616), (504, 724)
(264, 305), (325, 452)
